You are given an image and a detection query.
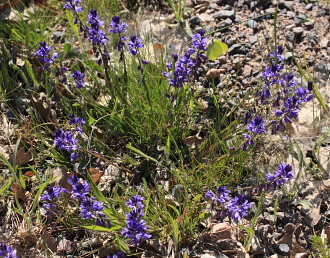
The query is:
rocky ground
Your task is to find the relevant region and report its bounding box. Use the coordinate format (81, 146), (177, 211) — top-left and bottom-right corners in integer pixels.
(135, 0), (330, 257)
(0, 0), (330, 257)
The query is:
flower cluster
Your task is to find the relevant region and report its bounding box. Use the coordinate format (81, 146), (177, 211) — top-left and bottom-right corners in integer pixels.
(72, 71), (86, 89)
(265, 163), (294, 190)
(35, 41), (59, 70)
(87, 9), (108, 44)
(41, 186), (69, 216)
(0, 243), (18, 258)
(54, 115), (86, 161)
(107, 251), (125, 258)
(164, 30), (208, 90)
(63, 0), (83, 13)
(122, 195), (152, 244)
(127, 35), (144, 56)
(258, 45), (314, 134)
(242, 115), (266, 150)
(109, 16), (128, 34)
(205, 187), (252, 222)
(63, 4), (146, 65)
(68, 175), (110, 227)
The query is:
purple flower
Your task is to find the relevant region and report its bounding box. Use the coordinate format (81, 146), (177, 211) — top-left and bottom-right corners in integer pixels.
(247, 116), (266, 135)
(68, 175), (90, 201)
(72, 71), (86, 89)
(205, 186), (231, 205)
(63, 0), (83, 12)
(55, 66), (68, 83)
(242, 133), (254, 151)
(69, 114), (86, 127)
(265, 163), (294, 189)
(270, 45), (285, 62)
(80, 197), (105, 219)
(164, 30), (208, 90)
(192, 30), (208, 51)
(87, 9), (108, 44)
(54, 129), (79, 152)
(0, 243), (18, 258)
(88, 9), (104, 27)
(226, 195), (252, 222)
(109, 16), (128, 34)
(107, 252), (125, 258)
(41, 187), (69, 216)
(127, 35), (144, 56)
(35, 41), (59, 70)
(41, 186), (69, 202)
(258, 46), (314, 134)
(122, 195), (152, 244)
(69, 114), (86, 134)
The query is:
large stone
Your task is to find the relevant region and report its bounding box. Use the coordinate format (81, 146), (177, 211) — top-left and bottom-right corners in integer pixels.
(247, 19), (258, 29)
(213, 10), (235, 20)
(198, 13), (214, 22)
(293, 27), (304, 37)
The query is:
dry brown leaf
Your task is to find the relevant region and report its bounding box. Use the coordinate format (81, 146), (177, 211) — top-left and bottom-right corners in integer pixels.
(47, 167), (71, 190)
(29, 93), (57, 122)
(43, 231), (57, 252)
(89, 167), (104, 184)
(9, 147), (32, 166)
(208, 223), (232, 241)
(12, 183), (26, 201)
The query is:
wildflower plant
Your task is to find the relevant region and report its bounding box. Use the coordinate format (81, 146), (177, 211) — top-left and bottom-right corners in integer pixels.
(0, 243), (18, 258)
(54, 115), (85, 161)
(122, 195), (152, 244)
(258, 45), (314, 134)
(205, 186), (252, 222)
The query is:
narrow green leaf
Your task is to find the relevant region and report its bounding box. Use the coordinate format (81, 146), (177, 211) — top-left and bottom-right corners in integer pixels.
(127, 144), (160, 164)
(82, 225), (113, 232)
(25, 60), (39, 87)
(32, 179), (52, 212)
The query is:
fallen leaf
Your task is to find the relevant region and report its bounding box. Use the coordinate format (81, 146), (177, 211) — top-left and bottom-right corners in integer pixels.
(12, 183), (26, 201)
(43, 231), (57, 252)
(28, 93), (57, 122)
(9, 147), (32, 166)
(57, 239), (73, 253)
(47, 167), (71, 190)
(89, 168), (104, 184)
(208, 223), (232, 241)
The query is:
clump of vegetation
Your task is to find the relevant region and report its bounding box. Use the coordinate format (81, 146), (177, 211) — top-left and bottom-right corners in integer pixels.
(0, 0), (328, 257)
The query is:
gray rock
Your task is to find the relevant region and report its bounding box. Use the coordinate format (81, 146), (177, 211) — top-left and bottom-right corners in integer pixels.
(293, 27), (304, 37)
(209, 3), (219, 10)
(249, 35), (258, 44)
(304, 21), (314, 30)
(305, 3), (313, 11)
(228, 44), (248, 55)
(286, 32), (295, 42)
(279, 1), (294, 9)
(213, 10), (235, 20)
(198, 13), (214, 22)
(216, 18), (232, 30)
(242, 65), (252, 77)
(320, 39), (329, 48)
(247, 19), (258, 29)
(286, 11), (295, 18)
(285, 52), (293, 60)
(278, 243), (290, 253)
(189, 16), (201, 26)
